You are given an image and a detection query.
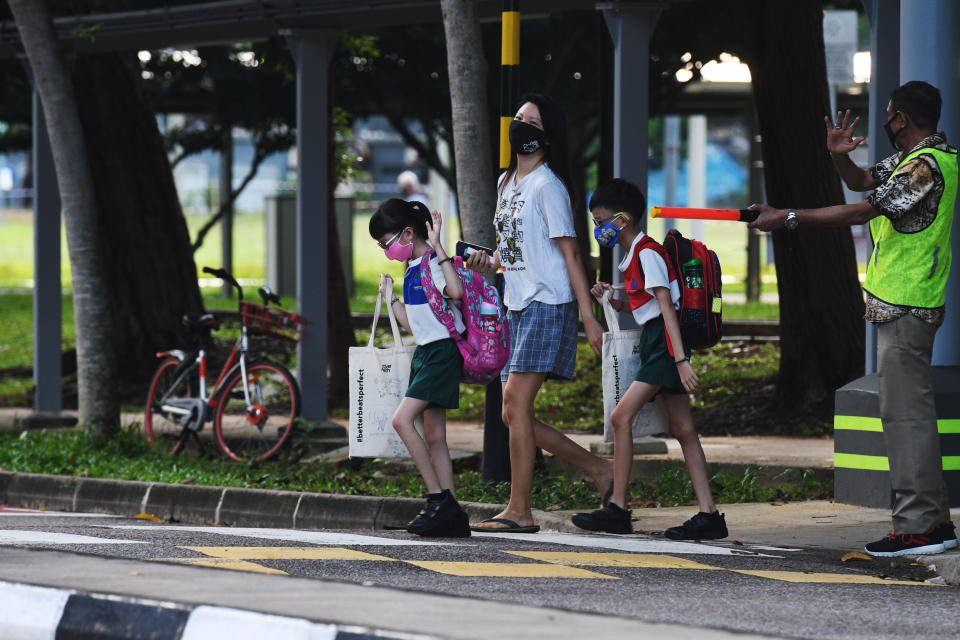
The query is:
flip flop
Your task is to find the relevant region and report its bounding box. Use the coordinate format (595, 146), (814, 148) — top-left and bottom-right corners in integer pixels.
(469, 517), (540, 534)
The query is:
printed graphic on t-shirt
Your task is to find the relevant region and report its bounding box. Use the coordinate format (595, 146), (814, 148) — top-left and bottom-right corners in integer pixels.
(495, 192), (525, 267)
(403, 268), (429, 306)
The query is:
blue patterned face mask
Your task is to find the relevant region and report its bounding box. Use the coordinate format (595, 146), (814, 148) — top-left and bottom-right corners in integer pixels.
(593, 212), (627, 248)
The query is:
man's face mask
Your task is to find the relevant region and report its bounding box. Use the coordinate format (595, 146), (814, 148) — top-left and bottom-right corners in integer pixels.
(883, 111), (903, 151)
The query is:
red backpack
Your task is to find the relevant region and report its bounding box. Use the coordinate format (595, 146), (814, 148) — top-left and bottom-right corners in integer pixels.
(661, 229), (723, 349)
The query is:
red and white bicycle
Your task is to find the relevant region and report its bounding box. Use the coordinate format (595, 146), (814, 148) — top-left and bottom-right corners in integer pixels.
(144, 266), (309, 462)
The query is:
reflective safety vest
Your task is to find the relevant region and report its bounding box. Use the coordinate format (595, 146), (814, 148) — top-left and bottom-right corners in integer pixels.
(864, 145), (958, 308)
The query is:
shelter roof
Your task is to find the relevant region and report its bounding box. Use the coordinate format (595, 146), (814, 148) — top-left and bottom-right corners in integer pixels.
(0, 0), (603, 56)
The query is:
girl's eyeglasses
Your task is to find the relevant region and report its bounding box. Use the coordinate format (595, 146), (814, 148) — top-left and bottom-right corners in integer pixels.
(592, 212), (628, 227)
(377, 229), (403, 251)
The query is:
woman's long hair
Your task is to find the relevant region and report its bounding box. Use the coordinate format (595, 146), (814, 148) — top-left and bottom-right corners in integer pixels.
(499, 93), (575, 203)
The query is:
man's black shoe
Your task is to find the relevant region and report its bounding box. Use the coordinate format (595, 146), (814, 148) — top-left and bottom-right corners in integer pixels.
(407, 489), (459, 535)
(864, 530), (945, 557)
(665, 511), (728, 540)
(571, 503), (632, 534)
(932, 521), (958, 550)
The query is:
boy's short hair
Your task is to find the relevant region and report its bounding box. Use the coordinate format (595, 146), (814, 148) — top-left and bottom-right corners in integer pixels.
(589, 178), (647, 221)
(890, 80), (942, 131)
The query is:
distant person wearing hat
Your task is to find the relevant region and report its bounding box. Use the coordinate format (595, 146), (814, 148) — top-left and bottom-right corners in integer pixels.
(398, 170), (431, 209)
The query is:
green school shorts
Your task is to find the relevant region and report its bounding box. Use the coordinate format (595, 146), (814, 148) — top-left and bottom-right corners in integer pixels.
(406, 339), (463, 409)
(633, 315), (691, 396)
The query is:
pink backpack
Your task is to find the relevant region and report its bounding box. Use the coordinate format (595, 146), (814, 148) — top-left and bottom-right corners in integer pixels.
(419, 250), (510, 385)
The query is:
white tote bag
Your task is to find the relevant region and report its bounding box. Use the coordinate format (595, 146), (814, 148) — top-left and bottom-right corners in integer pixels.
(601, 291), (668, 442)
(348, 291), (417, 458)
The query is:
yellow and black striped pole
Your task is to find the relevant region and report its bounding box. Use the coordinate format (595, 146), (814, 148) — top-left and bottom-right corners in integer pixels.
(499, 0), (520, 169)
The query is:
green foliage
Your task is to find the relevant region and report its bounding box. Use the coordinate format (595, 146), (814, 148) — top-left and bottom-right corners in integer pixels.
(0, 429), (830, 509)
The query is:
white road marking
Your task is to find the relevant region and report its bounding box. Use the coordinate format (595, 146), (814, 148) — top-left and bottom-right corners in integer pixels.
(0, 507), (121, 518)
(100, 525), (454, 546)
(0, 530), (142, 545)
(472, 531), (785, 557)
(181, 606), (338, 640)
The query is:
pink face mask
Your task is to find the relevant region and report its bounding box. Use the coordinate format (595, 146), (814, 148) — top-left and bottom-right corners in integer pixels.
(383, 232), (414, 262)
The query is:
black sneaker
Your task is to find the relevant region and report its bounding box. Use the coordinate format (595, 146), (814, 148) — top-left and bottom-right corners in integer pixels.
(864, 530), (945, 557)
(407, 489), (459, 535)
(932, 521), (958, 550)
(571, 503), (633, 534)
(423, 508), (471, 538)
(665, 511), (728, 540)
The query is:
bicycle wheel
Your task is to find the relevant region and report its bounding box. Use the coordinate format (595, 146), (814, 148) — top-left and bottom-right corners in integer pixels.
(144, 357), (196, 454)
(213, 360), (300, 462)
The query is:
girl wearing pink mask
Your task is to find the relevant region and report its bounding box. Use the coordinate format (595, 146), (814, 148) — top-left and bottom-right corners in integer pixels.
(368, 198), (469, 537)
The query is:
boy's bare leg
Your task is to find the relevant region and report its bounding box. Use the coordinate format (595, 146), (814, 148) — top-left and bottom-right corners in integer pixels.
(662, 393), (717, 513)
(471, 373), (545, 529)
(530, 418), (613, 495)
(607, 381), (662, 508)
(422, 407), (455, 494)
(392, 397), (441, 494)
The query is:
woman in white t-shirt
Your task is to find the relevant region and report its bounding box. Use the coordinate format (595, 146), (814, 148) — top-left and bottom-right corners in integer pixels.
(465, 94), (612, 533)
(370, 198), (469, 537)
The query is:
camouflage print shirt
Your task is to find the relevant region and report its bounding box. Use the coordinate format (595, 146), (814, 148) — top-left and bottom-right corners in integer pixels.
(864, 132), (949, 327)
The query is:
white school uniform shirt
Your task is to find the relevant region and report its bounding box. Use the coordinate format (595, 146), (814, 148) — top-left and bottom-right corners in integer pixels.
(618, 232), (681, 327)
(493, 163), (576, 311)
(402, 253), (466, 346)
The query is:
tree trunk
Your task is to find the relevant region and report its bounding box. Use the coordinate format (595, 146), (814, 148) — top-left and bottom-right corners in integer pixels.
(440, 0), (496, 248)
(71, 52), (204, 387)
(742, 1), (865, 410)
(8, 0), (119, 434)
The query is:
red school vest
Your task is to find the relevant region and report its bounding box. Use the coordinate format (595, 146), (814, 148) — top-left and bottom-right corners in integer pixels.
(622, 235), (680, 354)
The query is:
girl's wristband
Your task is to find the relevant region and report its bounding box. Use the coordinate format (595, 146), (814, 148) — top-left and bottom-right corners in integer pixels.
(437, 256), (451, 266)
(390, 296), (400, 306)
(675, 356), (690, 365)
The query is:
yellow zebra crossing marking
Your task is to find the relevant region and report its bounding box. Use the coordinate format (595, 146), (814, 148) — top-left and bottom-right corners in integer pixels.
(504, 551), (722, 570)
(730, 569), (942, 586)
(180, 546), (398, 561)
(179, 558), (288, 575)
(165, 546), (941, 586)
(403, 560), (618, 579)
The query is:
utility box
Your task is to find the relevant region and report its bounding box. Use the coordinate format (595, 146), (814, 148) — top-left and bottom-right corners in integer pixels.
(833, 367), (960, 508)
(266, 193), (354, 298)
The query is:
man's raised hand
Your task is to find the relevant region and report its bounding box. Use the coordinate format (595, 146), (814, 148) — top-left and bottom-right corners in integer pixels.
(825, 109), (866, 156)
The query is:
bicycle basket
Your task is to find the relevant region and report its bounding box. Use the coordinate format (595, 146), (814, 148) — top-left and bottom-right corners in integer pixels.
(239, 301), (310, 342)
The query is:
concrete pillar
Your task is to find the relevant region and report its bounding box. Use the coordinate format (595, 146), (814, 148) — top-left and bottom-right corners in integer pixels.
(601, 1), (660, 295)
(600, 2), (668, 452)
(32, 87), (62, 413)
(663, 115), (680, 206)
(286, 29), (338, 421)
(863, 0), (900, 374)
(901, 0), (960, 366)
(687, 114), (707, 239)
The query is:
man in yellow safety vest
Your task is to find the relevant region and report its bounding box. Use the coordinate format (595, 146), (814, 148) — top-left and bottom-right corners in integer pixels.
(749, 80), (957, 557)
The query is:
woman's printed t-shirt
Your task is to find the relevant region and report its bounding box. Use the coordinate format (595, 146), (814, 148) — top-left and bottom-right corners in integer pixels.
(494, 163), (576, 311)
(618, 232), (681, 326)
(403, 254), (466, 346)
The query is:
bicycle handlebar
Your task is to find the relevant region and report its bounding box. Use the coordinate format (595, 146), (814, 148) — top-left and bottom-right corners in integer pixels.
(258, 286), (282, 307)
(202, 266), (244, 302)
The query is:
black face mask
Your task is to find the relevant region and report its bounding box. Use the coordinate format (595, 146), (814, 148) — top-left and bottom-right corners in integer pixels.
(883, 112), (903, 151)
(509, 120), (547, 155)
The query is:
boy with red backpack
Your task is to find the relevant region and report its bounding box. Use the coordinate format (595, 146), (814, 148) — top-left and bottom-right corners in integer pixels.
(572, 178), (728, 539)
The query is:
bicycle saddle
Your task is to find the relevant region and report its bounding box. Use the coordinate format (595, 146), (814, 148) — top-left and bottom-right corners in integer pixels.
(181, 314), (219, 329)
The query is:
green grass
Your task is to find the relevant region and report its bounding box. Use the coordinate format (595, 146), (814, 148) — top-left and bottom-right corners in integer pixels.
(0, 427), (831, 509)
